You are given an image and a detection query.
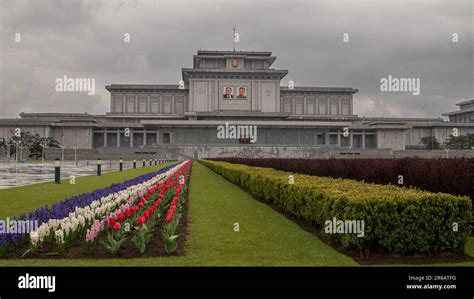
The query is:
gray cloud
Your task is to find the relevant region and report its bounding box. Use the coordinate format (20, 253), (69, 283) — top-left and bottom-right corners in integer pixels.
(0, 0), (472, 118)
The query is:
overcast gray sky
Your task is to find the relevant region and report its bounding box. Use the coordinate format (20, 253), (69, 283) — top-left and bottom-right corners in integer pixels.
(0, 0), (472, 119)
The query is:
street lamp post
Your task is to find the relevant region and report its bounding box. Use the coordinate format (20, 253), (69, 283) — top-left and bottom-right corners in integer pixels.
(73, 147), (78, 165)
(142, 159), (145, 167)
(119, 158), (123, 171)
(133, 159), (136, 169)
(61, 145), (66, 163)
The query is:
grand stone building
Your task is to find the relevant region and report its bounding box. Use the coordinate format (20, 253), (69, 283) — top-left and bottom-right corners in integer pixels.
(1, 50), (473, 159)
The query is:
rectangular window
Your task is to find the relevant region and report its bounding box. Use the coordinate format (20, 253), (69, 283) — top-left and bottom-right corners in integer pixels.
(146, 133), (156, 146)
(283, 98), (292, 113)
(295, 97), (304, 115)
(342, 99), (350, 115)
(163, 132), (171, 144)
(341, 136), (350, 147)
(175, 96), (185, 114)
(163, 96), (172, 114)
(365, 135), (375, 148)
(317, 133), (325, 145)
(307, 99), (314, 115)
(319, 99), (327, 115)
(138, 95), (147, 113)
(114, 100), (122, 113)
(150, 100), (159, 113)
(127, 100), (134, 113)
(330, 100), (338, 115)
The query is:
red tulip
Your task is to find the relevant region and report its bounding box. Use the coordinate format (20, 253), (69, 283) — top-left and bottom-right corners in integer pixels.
(165, 213), (173, 223)
(138, 202), (144, 208)
(113, 222), (121, 231)
(137, 216), (145, 226)
(118, 213), (125, 221)
(171, 196), (179, 206)
(109, 217), (116, 227)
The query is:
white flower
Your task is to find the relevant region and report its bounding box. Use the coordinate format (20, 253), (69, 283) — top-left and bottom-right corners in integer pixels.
(30, 231), (39, 245)
(77, 215), (85, 226)
(55, 230), (64, 245)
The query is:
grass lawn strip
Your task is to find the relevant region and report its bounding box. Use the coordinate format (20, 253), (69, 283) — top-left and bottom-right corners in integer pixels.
(0, 163), (174, 220)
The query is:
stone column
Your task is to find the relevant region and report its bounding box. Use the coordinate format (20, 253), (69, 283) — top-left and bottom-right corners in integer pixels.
(135, 94), (138, 113)
(130, 129), (134, 148)
(147, 94), (151, 113)
(110, 94), (113, 112)
(122, 95), (126, 113)
(350, 132), (353, 148)
(172, 96), (175, 114)
(104, 129), (108, 148)
(143, 130), (147, 146)
(337, 132), (341, 146)
(362, 132), (366, 149)
(117, 131), (120, 147)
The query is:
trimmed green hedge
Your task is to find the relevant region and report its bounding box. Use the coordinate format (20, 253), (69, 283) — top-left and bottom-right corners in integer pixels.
(200, 160), (472, 254)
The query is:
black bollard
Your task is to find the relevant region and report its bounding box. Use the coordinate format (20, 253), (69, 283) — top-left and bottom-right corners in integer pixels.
(133, 159), (136, 169)
(119, 158), (123, 171)
(97, 158), (102, 176)
(54, 158), (61, 184)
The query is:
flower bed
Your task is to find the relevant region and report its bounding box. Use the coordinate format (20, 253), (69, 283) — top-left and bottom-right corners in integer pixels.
(201, 160), (472, 255)
(0, 161), (192, 258)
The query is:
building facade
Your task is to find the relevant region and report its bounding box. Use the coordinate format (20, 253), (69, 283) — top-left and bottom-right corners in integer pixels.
(1, 50), (473, 159)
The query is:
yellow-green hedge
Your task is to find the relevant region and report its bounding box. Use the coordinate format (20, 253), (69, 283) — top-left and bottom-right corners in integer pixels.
(201, 160), (472, 254)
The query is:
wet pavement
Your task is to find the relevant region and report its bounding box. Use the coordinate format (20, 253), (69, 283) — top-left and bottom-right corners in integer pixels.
(0, 160), (137, 189)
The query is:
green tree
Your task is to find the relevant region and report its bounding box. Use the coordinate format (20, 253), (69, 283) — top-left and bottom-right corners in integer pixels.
(9, 131), (60, 159)
(29, 133), (61, 159)
(444, 134), (474, 150)
(419, 136), (440, 149)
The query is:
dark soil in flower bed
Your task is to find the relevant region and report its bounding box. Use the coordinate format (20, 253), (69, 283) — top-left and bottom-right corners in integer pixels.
(2, 203), (189, 259)
(240, 184), (474, 265)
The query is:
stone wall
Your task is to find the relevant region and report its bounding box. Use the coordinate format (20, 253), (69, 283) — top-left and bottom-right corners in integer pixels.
(42, 146), (474, 161)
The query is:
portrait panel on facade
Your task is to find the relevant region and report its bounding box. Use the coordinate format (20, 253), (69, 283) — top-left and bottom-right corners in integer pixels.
(223, 86), (234, 99)
(237, 86), (247, 99)
(222, 86), (248, 100)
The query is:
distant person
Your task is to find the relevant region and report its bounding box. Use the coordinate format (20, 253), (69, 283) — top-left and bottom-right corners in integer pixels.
(223, 87), (234, 99)
(237, 87), (246, 99)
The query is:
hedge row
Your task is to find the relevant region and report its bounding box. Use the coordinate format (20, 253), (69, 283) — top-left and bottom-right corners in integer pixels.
(211, 158), (474, 201)
(201, 160), (472, 254)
